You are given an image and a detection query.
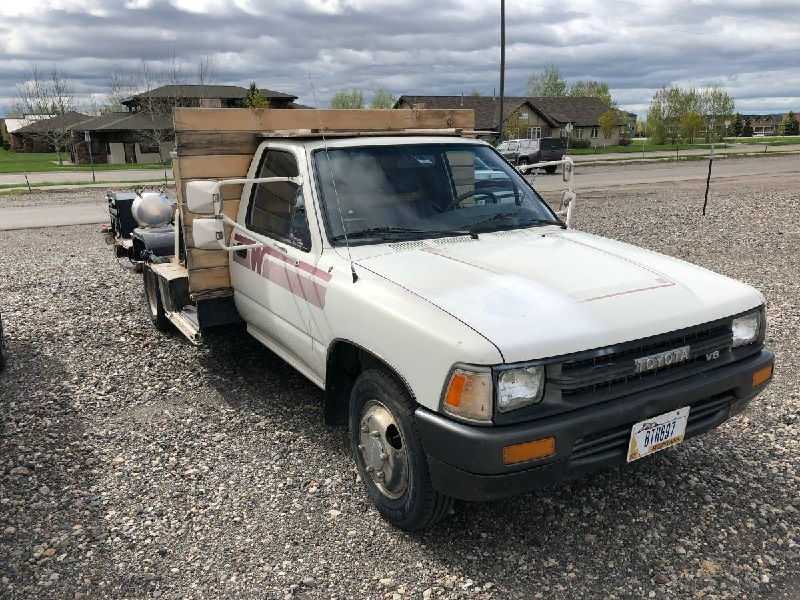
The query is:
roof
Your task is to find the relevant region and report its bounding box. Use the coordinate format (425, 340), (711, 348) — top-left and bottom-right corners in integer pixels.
(395, 95), (618, 130)
(14, 112), (92, 134)
(394, 96), (541, 131)
(72, 112), (173, 132)
(122, 84), (297, 105)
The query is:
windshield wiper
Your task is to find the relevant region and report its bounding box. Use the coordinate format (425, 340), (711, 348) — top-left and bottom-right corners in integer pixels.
(331, 226), (478, 243)
(330, 226), (431, 242)
(468, 213), (562, 233)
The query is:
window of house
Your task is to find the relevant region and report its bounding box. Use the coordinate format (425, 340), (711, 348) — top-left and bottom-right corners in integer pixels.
(246, 149), (311, 251)
(519, 111), (529, 121)
(575, 128), (584, 139)
(591, 127), (599, 138)
(139, 141), (160, 154)
(528, 127), (541, 139)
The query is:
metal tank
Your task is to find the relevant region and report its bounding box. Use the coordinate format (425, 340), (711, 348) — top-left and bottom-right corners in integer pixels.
(131, 191), (176, 228)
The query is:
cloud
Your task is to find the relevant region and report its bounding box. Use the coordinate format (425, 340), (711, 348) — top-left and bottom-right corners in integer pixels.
(0, 0), (798, 116)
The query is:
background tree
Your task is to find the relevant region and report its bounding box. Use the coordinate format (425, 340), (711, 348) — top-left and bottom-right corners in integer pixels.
(635, 118), (648, 138)
(469, 90), (482, 97)
(569, 80), (614, 107)
(680, 111), (704, 143)
(197, 55), (216, 85)
(598, 109), (618, 144)
(741, 118), (753, 137)
(245, 82), (270, 108)
(779, 111), (799, 135)
(730, 113), (744, 137)
(15, 65), (77, 164)
(700, 86), (735, 142)
(330, 89), (364, 109)
(526, 65), (567, 96)
(370, 88), (396, 109)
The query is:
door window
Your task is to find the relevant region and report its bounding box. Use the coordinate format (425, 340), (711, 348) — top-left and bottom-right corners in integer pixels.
(246, 149), (311, 251)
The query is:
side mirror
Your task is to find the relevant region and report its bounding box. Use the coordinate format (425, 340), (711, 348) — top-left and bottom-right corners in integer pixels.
(186, 180), (219, 214)
(192, 217), (224, 250)
(562, 159), (573, 183)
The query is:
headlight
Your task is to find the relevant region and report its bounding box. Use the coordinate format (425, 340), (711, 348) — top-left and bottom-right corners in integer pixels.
(497, 366), (545, 413)
(732, 309), (762, 348)
(442, 367), (492, 423)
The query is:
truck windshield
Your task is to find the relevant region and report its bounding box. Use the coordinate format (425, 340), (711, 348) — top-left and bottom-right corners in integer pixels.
(313, 143), (560, 245)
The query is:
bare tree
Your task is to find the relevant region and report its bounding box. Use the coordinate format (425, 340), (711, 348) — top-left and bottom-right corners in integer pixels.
(135, 59), (184, 165)
(197, 55), (216, 85)
(15, 65), (77, 164)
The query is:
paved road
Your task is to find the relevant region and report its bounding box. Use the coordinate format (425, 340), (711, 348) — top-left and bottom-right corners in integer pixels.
(2, 154), (798, 230)
(0, 198), (110, 231)
(532, 152), (800, 192)
(0, 167), (172, 186)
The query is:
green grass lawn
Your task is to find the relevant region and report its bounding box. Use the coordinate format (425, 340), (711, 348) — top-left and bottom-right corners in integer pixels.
(567, 142), (716, 155)
(0, 148), (170, 174)
(723, 135), (800, 146)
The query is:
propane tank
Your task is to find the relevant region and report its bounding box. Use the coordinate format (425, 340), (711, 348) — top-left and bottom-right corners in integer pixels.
(131, 191), (176, 228)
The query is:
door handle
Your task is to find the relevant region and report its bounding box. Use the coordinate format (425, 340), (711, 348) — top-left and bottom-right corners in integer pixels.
(273, 243), (288, 254)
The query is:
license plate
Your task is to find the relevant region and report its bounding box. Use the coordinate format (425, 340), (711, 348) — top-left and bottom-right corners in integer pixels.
(627, 406), (690, 463)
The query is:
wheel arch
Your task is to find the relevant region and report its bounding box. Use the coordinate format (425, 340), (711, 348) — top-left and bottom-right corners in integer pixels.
(323, 338), (416, 427)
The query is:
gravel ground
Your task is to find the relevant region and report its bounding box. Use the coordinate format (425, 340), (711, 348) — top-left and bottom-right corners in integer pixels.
(1, 175), (798, 600)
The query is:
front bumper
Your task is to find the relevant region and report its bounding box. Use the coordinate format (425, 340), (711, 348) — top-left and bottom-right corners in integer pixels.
(415, 349), (774, 501)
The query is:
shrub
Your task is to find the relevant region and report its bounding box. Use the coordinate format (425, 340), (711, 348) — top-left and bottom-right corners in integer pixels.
(618, 137), (632, 146)
(569, 138), (591, 149)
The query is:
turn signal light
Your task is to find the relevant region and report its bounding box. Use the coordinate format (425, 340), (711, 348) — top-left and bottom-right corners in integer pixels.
(442, 368), (492, 423)
(752, 364), (773, 387)
(502, 436), (556, 465)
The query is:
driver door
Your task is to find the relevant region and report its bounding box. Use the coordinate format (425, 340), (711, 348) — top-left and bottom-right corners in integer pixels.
(230, 146), (318, 374)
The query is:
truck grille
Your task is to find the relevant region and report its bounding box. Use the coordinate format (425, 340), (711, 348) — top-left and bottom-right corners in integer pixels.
(571, 393), (732, 463)
(554, 321), (733, 404)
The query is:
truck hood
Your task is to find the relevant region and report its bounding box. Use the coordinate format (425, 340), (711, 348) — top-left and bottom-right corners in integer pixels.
(355, 228), (763, 363)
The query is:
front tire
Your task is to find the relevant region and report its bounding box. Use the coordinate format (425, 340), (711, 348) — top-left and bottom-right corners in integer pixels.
(143, 266), (170, 332)
(545, 165), (557, 174)
(517, 157), (529, 167)
(349, 369), (453, 531)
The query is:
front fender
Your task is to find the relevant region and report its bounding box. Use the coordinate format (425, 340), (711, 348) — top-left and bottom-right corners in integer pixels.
(321, 266), (502, 412)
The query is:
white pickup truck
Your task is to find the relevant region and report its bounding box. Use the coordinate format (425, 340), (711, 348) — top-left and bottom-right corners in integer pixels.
(127, 109), (773, 531)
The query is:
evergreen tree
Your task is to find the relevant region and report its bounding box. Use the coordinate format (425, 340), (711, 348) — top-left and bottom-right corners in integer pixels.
(741, 118), (753, 137)
(780, 111), (799, 135)
(731, 113), (743, 137)
(245, 82), (269, 108)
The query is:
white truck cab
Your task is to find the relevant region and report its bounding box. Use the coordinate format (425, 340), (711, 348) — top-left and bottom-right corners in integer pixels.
(134, 109), (773, 530)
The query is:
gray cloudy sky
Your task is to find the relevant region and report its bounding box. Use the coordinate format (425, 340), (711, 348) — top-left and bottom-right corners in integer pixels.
(1, 0), (798, 117)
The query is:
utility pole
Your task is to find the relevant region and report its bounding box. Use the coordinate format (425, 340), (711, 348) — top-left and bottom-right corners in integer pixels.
(497, 0), (505, 144)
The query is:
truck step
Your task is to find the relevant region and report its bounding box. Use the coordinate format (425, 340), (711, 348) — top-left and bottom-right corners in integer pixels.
(166, 306), (201, 345)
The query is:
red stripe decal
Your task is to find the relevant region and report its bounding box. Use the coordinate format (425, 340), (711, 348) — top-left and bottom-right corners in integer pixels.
(232, 233), (329, 307)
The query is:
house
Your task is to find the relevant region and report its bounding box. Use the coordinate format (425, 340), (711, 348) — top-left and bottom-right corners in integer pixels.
(69, 84), (308, 165)
(394, 95), (627, 146)
(9, 112), (92, 153)
(120, 84), (302, 112)
(1, 114), (52, 149)
(69, 112), (174, 165)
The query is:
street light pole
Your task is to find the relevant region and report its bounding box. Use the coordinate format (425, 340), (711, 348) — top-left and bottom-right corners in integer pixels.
(497, 0), (505, 144)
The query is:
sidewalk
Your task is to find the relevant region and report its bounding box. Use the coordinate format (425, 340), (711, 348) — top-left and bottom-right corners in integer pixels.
(0, 168), (172, 187)
(571, 142), (800, 163)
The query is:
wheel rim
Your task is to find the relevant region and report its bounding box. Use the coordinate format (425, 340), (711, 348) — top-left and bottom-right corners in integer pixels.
(145, 270), (159, 317)
(357, 400), (409, 500)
